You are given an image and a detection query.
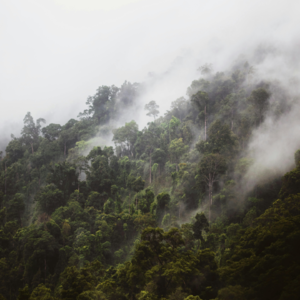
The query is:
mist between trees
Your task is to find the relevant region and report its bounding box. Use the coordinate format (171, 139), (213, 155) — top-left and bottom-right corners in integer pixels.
(1, 56), (300, 300)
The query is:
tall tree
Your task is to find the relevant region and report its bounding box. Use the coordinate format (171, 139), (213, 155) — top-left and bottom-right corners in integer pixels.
(144, 100), (160, 120)
(78, 85), (119, 124)
(197, 154), (227, 223)
(169, 138), (187, 171)
(112, 121), (138, 157)
(248, 88), (270, 125)
(191, 91), (209, 141)
(193, 212), (209, 249)
(143, 123), (161, 183)
(170, 97), (188, 121)
(21, 112), (46, 154)
(42, 123), (62, 141)
(59, 119), (78, 157)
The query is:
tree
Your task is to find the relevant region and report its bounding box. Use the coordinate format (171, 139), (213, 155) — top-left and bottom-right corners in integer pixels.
(143, 125), (160, 184)
(198, 63), (212, 75)
(215, 285), (247, 300)
(7, 193), (25, 224)
(196, 120), (238, 156)
(112, 121), (138, 157)
(192, 213), (209, 249)
(145, 101), (159, 120)
(47, 162), (78, 200)
(170, 97), (188, 121)
(29, 284), (54, 300)
(197, 154), (227, 223)
(248, 88), (270, 125)
(42, 123), (62, 141)
(21, 112), (46, 154)
(5, 138), (24, 164)
(294, 149), (300, 166)
(60, 266), (94, 300)
(59, 119), (78, 157)
(156, 192), (170, 222)
(168, 116), (181, 141)
(139, 189), (155, 214)
(118, 81), (140, 107)
(78, 85), (119, 124)
(129, 176), (145, 193)
(17, 285), (30, 300)
(219, 194), (300, 300)
(191, 91), (209, 141)
(151, 149), (167, 174)
(86, 191), (106, 210)
(86, 154), (112, 194)
(169, 138), (187, 171)
(279, 164), (300, 199)
(219, 93), (239, 131)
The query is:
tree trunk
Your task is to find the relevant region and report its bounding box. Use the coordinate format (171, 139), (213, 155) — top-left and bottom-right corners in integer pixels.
(204, 105), (207, 141)
(31, 142), (34, 154)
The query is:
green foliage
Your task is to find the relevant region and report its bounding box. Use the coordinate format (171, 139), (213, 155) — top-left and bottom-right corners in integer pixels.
(294, 149), (300, 165)
(139, 189), (155, 214)
(128, 176), (145, 193)
(196, 120), (237, 156)
(215, 285), (247, 300)
(279, 163), (300, 199)
(7, 193), (25, 223)
(192, 213), (209, 241)
(156, 192), (170, 222)
(0, 64), (299, 300)
(184, 296), (202, 300)
(220, 194), (300, 300)
(169, 138), (187, 165)
(113, 121), (138, 157)
(29, 284), (54, 300)
(77, 290), (107, 300)
(17, 285), (30, 300)
(36, 185), (64, 214)
(86, 192), (106, 210)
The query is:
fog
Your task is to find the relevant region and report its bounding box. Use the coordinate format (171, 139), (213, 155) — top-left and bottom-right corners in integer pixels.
(1, 0), (299, 156)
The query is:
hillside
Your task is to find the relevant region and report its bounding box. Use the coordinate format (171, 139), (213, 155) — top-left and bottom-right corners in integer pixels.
(0, 62), (300, 300)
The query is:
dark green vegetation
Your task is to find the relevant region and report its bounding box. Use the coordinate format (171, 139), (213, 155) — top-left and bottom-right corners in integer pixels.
(0, 64), (299, 300)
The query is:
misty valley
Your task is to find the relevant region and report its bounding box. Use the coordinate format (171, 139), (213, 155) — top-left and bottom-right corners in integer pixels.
(1, 62), (300, 300)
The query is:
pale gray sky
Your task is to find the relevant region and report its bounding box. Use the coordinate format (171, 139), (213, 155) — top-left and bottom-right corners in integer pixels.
(0, 0), (299, 150)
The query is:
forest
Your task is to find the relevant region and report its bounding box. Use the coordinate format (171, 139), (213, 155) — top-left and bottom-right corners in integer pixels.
(0, 61), (300, 300)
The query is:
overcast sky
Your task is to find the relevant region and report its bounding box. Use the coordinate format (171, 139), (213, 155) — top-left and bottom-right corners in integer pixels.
(0, 0), (299, 151)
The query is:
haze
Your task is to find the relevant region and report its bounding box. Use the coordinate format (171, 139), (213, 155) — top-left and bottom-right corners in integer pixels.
(0, 0), (299, 152)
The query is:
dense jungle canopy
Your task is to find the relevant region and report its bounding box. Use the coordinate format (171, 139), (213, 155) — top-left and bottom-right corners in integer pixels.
(0, 62), (300, 300)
